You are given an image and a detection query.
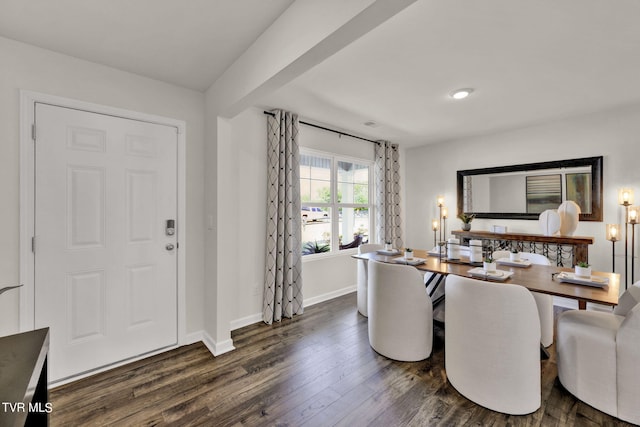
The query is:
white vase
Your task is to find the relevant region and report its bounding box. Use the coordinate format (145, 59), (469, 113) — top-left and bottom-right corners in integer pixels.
(483, 262), (497, 273)
(558, 201), (581, 236)
(405, 250), (413, 260)
(469, 240), (483, 263)
(539, 209), (561, 236)
(385, 243), (392, 251)
(510, 252), (520, 262)
(575, 265), (592, 278)
(447, 238), (460, 260)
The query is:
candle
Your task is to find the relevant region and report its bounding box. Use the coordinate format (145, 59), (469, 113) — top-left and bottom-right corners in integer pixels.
(442, 207), (448, 219)
(432, 219), (439, 231)
(437, 195), (445, 207)
(629, 207), (638, 224)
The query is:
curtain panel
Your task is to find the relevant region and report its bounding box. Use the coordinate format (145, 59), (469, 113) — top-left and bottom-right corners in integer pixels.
(375, 141), (404, 248)
(263, 110), (304, 324)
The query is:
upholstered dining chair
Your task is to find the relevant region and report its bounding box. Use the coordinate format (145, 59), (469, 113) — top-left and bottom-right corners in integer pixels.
(356, 243), (383, 317)
(556, 283), (640, 425)
(445, 275), (541, 415)
(368, 260), (433, 361)
(492, 250), (554, 347)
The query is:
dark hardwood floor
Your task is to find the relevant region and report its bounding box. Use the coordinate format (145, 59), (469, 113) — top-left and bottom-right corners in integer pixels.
(50, 293), (632, 426)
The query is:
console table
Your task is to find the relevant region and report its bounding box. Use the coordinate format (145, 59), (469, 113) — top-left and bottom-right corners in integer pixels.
(0, 328), (50, 427)
(451, 230), (594, 267)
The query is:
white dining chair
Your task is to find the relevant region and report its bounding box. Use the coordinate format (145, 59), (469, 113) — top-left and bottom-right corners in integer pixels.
(356, 243), (383, 317)
(368, 260), (433, 361)
(492, 250), (554, 347)
(445, 274), (541, 415)
(556, 283), (640, 424)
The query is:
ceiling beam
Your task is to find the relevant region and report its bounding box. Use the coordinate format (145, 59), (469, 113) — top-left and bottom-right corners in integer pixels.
(206, 0), (418, 118)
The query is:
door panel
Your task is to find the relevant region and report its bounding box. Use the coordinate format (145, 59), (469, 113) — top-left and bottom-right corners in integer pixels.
(34, 103), (178, 381)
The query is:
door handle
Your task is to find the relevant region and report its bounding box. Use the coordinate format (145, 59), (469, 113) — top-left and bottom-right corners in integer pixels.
(166, 243), (175, 251)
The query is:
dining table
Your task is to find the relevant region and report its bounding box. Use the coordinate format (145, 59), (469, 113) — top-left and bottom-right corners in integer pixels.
(353, 248), (620, 310)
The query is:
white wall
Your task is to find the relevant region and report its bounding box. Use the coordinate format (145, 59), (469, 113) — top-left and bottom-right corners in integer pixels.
(0, 36), (206, 337)
(224, 108), (375, 329)
(405, 103), (640, 291)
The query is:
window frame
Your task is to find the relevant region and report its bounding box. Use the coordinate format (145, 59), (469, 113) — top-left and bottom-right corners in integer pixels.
(300, 148), (374, 258)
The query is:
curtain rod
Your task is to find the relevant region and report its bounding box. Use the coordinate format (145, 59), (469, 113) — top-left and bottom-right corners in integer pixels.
(263, 111), (379, 145)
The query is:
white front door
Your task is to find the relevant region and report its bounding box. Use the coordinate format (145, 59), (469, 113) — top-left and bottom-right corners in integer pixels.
(34, 103), (178, 382)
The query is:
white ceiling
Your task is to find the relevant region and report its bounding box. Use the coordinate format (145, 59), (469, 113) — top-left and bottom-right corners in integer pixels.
(3, 0), (640, 147)
(261, 0), (640, 146)
(0, 0), (294, 91)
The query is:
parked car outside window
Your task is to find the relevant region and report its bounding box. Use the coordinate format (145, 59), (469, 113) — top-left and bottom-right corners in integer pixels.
(301, 207), (328, 221)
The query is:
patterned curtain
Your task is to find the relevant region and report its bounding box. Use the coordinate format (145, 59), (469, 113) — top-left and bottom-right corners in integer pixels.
(263, 110), (304, 324)
(375, 141), (403, 248)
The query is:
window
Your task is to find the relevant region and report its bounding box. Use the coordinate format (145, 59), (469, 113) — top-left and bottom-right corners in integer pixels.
(300, 151), (372, 256)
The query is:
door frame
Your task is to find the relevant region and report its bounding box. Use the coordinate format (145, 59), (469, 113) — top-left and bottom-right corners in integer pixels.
(19, 90), (187, 351)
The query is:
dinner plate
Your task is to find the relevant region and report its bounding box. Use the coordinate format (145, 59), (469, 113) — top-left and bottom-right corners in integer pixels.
(377, 249), (401, 255)
(393, 257), (426, 266)
(468, 267), (514, 281)
(556, 272), (609, 287)
(496, 258), (532, 268)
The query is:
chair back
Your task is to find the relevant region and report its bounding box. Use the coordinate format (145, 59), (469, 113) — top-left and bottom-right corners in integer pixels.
(492, 250), (550, 266)
(445, 275), (541, 414)
(368, 260), (433, 361)
(356, 244), (383, 317)
(617, 303), (640, 424)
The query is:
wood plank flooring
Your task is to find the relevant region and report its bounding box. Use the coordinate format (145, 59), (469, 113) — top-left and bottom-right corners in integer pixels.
(50, 293), (632, 426)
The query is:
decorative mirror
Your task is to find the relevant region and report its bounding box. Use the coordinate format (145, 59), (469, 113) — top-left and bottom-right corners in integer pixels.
(457, 156), (603, 221)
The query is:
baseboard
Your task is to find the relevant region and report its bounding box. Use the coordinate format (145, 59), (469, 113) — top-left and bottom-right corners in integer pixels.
(304, 285), (356, 307)
(184, 330), (205, 345)
(230, 313), (263, 331)
(202, 331), (235, 356)
(229, 285), (357, 331)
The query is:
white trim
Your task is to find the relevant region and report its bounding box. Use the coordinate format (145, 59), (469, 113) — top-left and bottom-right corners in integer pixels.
(230, 313), (263, 331)
(304, 285), (356, 307)
(229, 286), (357, 332)
(19, 90), (188, 352)
(49, 342), (181, 389)
(202, 332), (236, 356)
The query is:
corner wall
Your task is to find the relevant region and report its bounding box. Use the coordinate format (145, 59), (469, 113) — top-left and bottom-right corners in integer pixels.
(405, 103), (640, 295)
(0, 36), (206, 337)
(217, 108), (375, 330)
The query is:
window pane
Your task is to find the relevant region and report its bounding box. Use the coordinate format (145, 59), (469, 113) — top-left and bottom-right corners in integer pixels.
(300, 154), (331, 203)
(339, 207), (369, 250)
(302, 207), (331, 255)
(337, 161), (369, 204)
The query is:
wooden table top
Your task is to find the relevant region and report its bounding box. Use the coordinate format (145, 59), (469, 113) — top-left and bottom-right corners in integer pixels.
(353, 249), (620, 307)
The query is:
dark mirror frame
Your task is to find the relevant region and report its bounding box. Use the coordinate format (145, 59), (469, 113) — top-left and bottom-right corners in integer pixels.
(457, 156), (603, 221)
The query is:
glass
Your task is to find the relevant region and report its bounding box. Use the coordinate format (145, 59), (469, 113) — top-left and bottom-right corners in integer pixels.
(300, 154), (331, 203)
(337, 161), (369, 204)
(301, 207), (332, 255)
(338, 207), (369, 251)
(606, 224), (620, 242)
(619, 188), (634, 206)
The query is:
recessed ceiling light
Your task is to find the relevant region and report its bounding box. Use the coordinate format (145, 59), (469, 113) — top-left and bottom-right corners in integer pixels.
(450, 88), (474, 100)
(364, 121), (378, 127)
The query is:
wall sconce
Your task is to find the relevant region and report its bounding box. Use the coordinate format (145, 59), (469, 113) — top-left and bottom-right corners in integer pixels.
(607, 224), (620, 273)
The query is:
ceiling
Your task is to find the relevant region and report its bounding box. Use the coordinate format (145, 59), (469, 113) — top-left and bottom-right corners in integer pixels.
(261, 0), (640, 146)
(2, 0), (640, 147)
(0, 0), (294, 91)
